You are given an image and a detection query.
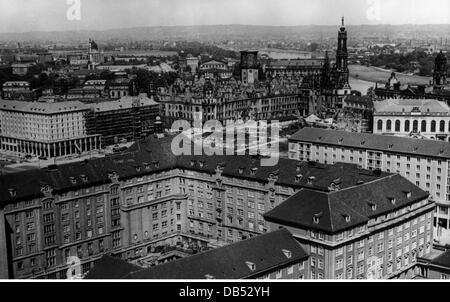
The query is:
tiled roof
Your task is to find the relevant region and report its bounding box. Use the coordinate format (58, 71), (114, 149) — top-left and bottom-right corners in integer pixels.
(290, 127), (450, 159)
(84, 255), (141, 279)
(373, 98), (450, 114)
(264, 174), (429, 233)
(122, 228), (307, 279)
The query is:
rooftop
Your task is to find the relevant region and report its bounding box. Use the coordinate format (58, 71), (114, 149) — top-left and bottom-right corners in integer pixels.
(374, 99), (450, 114)
(290, 127), (450, 159)
(264, 174), (429, 233)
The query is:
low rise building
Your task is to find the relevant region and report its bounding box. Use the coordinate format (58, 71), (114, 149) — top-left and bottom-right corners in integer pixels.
(86, 228), (308, 279)
(85, 94), (160, 146)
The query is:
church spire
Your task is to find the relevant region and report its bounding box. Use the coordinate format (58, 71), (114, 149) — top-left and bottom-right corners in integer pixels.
(342, 16), (344, 27)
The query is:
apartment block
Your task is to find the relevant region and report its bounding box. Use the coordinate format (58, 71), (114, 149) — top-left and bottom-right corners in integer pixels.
(288, 127), (450, 245)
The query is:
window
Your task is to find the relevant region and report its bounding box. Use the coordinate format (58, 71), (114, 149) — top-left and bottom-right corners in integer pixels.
(377, 120), (383, 131)
(386, 120), (392, 131)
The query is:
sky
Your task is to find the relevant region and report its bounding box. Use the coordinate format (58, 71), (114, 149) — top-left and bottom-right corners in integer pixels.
(0, 0), (449, 33)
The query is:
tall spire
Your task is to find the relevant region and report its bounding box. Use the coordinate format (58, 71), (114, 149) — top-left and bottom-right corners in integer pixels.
(342, 16), (345, 27)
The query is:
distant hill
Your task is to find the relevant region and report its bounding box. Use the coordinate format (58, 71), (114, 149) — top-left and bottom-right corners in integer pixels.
(1, 24), (450, 43)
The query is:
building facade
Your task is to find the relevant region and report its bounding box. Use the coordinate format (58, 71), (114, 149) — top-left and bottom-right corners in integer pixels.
(0, 134), (422, 279)
(85, 94), (160, 146)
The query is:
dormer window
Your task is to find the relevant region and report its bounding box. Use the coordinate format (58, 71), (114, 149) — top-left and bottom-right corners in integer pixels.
(190, 160), (195, 167)
(338, 138), (343, 144)
(369, 203), (377, 211)
(388, 144), (393, 149)
(69, 177), (76, 184)
(360, 140), (366, 146)
(8, 188), (17, 198)
(80, 175), (88, 182)
(296, 163), (302, 173)
(316, 136), (322, 141)
(295, 174), (303, 182)
(250, 168), (258, 176)
(313, 213), (322, 224)
(238, 168), (244, 174)
(153, 161), (160, 168)
(246, 261), (256, 271)
(282, 249), (292, 259)
(135, 165), (141, 172)
(199, 161), (205, 168)
(143, 162), (150, 170)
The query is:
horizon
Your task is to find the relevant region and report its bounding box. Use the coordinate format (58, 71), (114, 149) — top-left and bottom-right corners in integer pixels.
(0, 0), (449, 34)
(2, 23), (450, 36)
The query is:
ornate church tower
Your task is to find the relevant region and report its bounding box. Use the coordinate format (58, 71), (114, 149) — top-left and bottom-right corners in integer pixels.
(335, 17), (350, 89)
(433, 50), (448, 87)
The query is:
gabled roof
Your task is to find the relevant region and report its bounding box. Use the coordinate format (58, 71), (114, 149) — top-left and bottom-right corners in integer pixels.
(122, 228), (307, 279)
(264, 174), (429, 234)
(290, 127), (450, 159)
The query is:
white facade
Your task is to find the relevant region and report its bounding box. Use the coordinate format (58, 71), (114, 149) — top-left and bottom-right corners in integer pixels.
(288, 131), (450, 245)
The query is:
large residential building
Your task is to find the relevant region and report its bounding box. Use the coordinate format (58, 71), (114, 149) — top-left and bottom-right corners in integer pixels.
(85, 94), (160, 146)
(86, 228), (309, 279)
(373, 99), (450, 141)
(0, 100), (101, 159)
(264, 172), (434, 279)
(288, 127), (450, 245)
(0, 134), (426, 279)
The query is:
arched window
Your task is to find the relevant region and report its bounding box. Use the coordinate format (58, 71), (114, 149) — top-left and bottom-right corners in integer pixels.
(421, 120), (427, 132)
(377, 120), (383, 131)
(405, 120), (410, 132)
(413, 120), (418, 132)
(395, 120), (401, 132)
(431, 120), (436, 132)
(440, 120), (445, 132)
(386, 120), (392, 131)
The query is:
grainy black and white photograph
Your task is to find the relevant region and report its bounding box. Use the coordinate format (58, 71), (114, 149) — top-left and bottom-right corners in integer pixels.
(0, 0), (449, 287)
